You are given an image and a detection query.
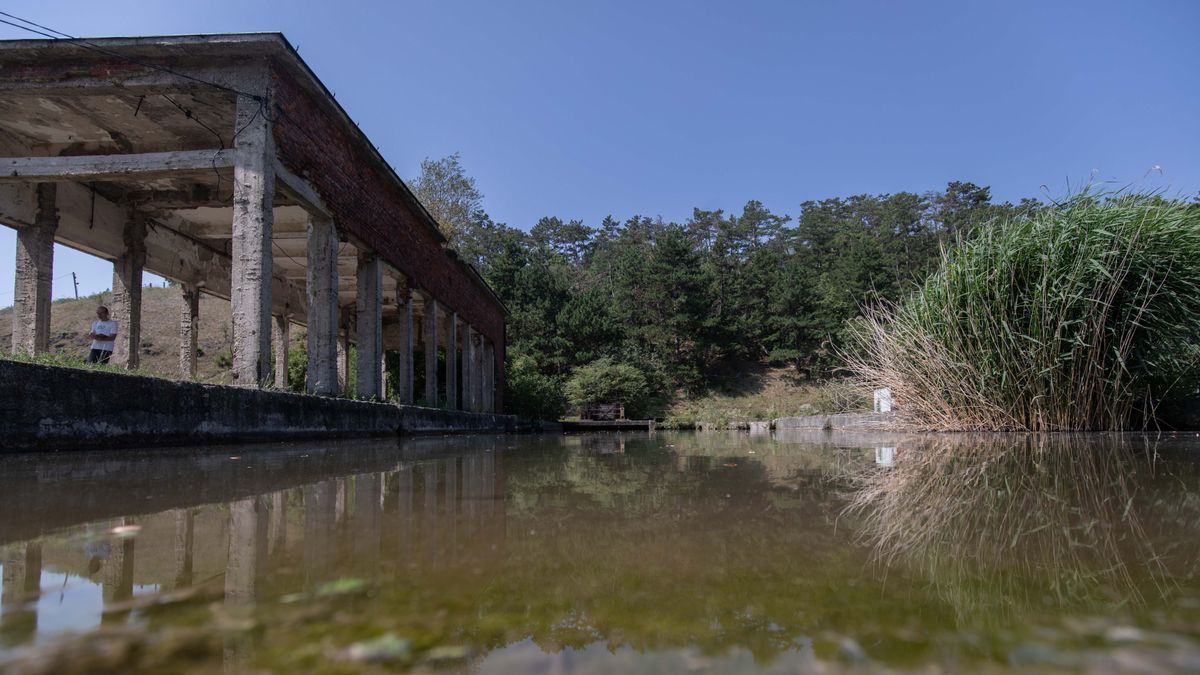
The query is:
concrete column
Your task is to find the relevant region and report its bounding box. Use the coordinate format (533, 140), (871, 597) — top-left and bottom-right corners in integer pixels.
(473, 332), (484, 413)
(464, 326), (476, 412)
(11, 183), (57, 356)
(423, 297), (439, 407)
(397, 287), (414, 404)
(179, 285), (200, 379)
(231, 83), (275, 386)
(336, 328), (349, 394)
(110, 212), (147, 369)
(305, 216), (339, 395)
(273, 314), (290, 389)
(446, 313), (459, 410)
(483, 339), (495, 413)
(355, 251), (383, 400)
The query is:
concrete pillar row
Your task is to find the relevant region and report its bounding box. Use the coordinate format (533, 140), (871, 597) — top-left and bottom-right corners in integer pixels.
(423, 296), (439, 407)
(273, 313), (290, 389)
(230, 85), (275, 387)
(464, 325), (476, 412)
(446, 312), (459, 410)
(396, 287), (414, 405)
(179, 284), (200, 379)
(305, 215), (339, 395)
(111, 212), (147, 369)
(11, 182), (57, 356)
(355, 251), (383, 400)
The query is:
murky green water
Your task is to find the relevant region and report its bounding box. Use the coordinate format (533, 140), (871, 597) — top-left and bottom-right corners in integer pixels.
(2, 431), (1200, 673)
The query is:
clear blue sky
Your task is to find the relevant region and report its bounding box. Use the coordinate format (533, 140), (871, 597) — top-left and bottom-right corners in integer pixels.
(0, 0), (1196, 305)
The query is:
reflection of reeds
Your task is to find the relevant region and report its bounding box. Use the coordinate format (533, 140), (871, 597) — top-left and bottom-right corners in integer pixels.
(845, 192), (1200, 431)
(844, 434), (1171, 623)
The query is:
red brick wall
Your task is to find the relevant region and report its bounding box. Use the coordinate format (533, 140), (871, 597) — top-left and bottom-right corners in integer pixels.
(270, 66), (506, 410)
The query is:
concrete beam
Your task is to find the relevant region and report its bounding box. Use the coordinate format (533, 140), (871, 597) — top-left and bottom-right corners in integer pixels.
(39, 181), (307, 324)
(274, 160), (329, 218)
(11, 183), (56, 355)
(0, 149), (233, 182)
(230, 78), (274, 387)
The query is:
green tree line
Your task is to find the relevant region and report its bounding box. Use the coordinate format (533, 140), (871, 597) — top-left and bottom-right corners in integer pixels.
(414, 155), (1040, 418)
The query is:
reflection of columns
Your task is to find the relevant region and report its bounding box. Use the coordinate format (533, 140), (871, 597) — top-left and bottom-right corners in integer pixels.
(225, 497), (267, 605)
(397, 288), (414, 404)
(423, 462), (438, 561)
(230, 82), (275, 387)
(305, 215), (339, 395)
(423, 297), (439, 406)
(179, 284), (200, 379)
(103, 521), (135, 605)
(173, 509), (195, 589)
(396, 465), (414, 561)
(110, 212), (147, 369)
(273, 314), (290, 389)
(353, 473), (382, 575)
(355, 251), (383, 399)
(0, 542), (41, 646)
(446, 313), (459, 410)
(12, 183), (57, 356)
(303, 481), (336, 588)
(270, 491), (288, 556)
(464, 326), (476, 412)
(445, 457), (458, 561)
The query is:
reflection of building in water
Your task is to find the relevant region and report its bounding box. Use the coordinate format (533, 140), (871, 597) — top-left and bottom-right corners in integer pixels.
(0, 446), (512, 655)
(1, 541), (41, 646)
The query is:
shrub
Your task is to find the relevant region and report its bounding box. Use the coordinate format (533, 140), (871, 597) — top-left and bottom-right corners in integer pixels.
(505, 353), (567, 420)
(565, 358), (652, 418)
(845, 190), (1200, 431)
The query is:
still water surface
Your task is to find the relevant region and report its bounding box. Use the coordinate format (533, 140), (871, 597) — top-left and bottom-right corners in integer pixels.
(1, 431), (1199, 673)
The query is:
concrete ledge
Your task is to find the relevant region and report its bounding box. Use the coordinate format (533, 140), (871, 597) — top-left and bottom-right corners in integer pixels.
(773, 412), (896, 431)
(0, 359), (517, 451)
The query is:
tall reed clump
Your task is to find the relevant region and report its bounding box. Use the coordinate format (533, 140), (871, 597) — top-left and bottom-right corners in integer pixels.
(845, 190), (1200, 431)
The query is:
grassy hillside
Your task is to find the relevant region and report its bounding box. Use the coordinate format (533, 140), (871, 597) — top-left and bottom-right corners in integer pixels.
(0, 285), (255, 383)
(662, 362), (868, 428)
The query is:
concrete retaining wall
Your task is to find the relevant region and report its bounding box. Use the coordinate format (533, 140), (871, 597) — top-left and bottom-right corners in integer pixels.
(0, 360), (520, 451)
(773, 412), (897, 431)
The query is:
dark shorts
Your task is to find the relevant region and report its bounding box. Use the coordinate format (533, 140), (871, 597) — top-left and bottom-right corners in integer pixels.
(87, 349), (112, 364)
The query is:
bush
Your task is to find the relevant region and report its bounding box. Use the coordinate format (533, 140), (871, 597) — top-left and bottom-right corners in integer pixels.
(845, 190), (1200, 431)
(565, 358), (652, 419)
(505, 353), (567, 420)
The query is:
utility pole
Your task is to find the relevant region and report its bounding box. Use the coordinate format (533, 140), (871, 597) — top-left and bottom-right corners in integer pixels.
(72, 272), (79, 300)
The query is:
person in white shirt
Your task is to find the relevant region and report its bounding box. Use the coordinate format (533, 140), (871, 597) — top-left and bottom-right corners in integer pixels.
(87, 306), (118, 364)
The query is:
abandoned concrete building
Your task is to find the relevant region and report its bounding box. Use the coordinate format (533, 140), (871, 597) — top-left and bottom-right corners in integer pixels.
(0, 33), (506, 414)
